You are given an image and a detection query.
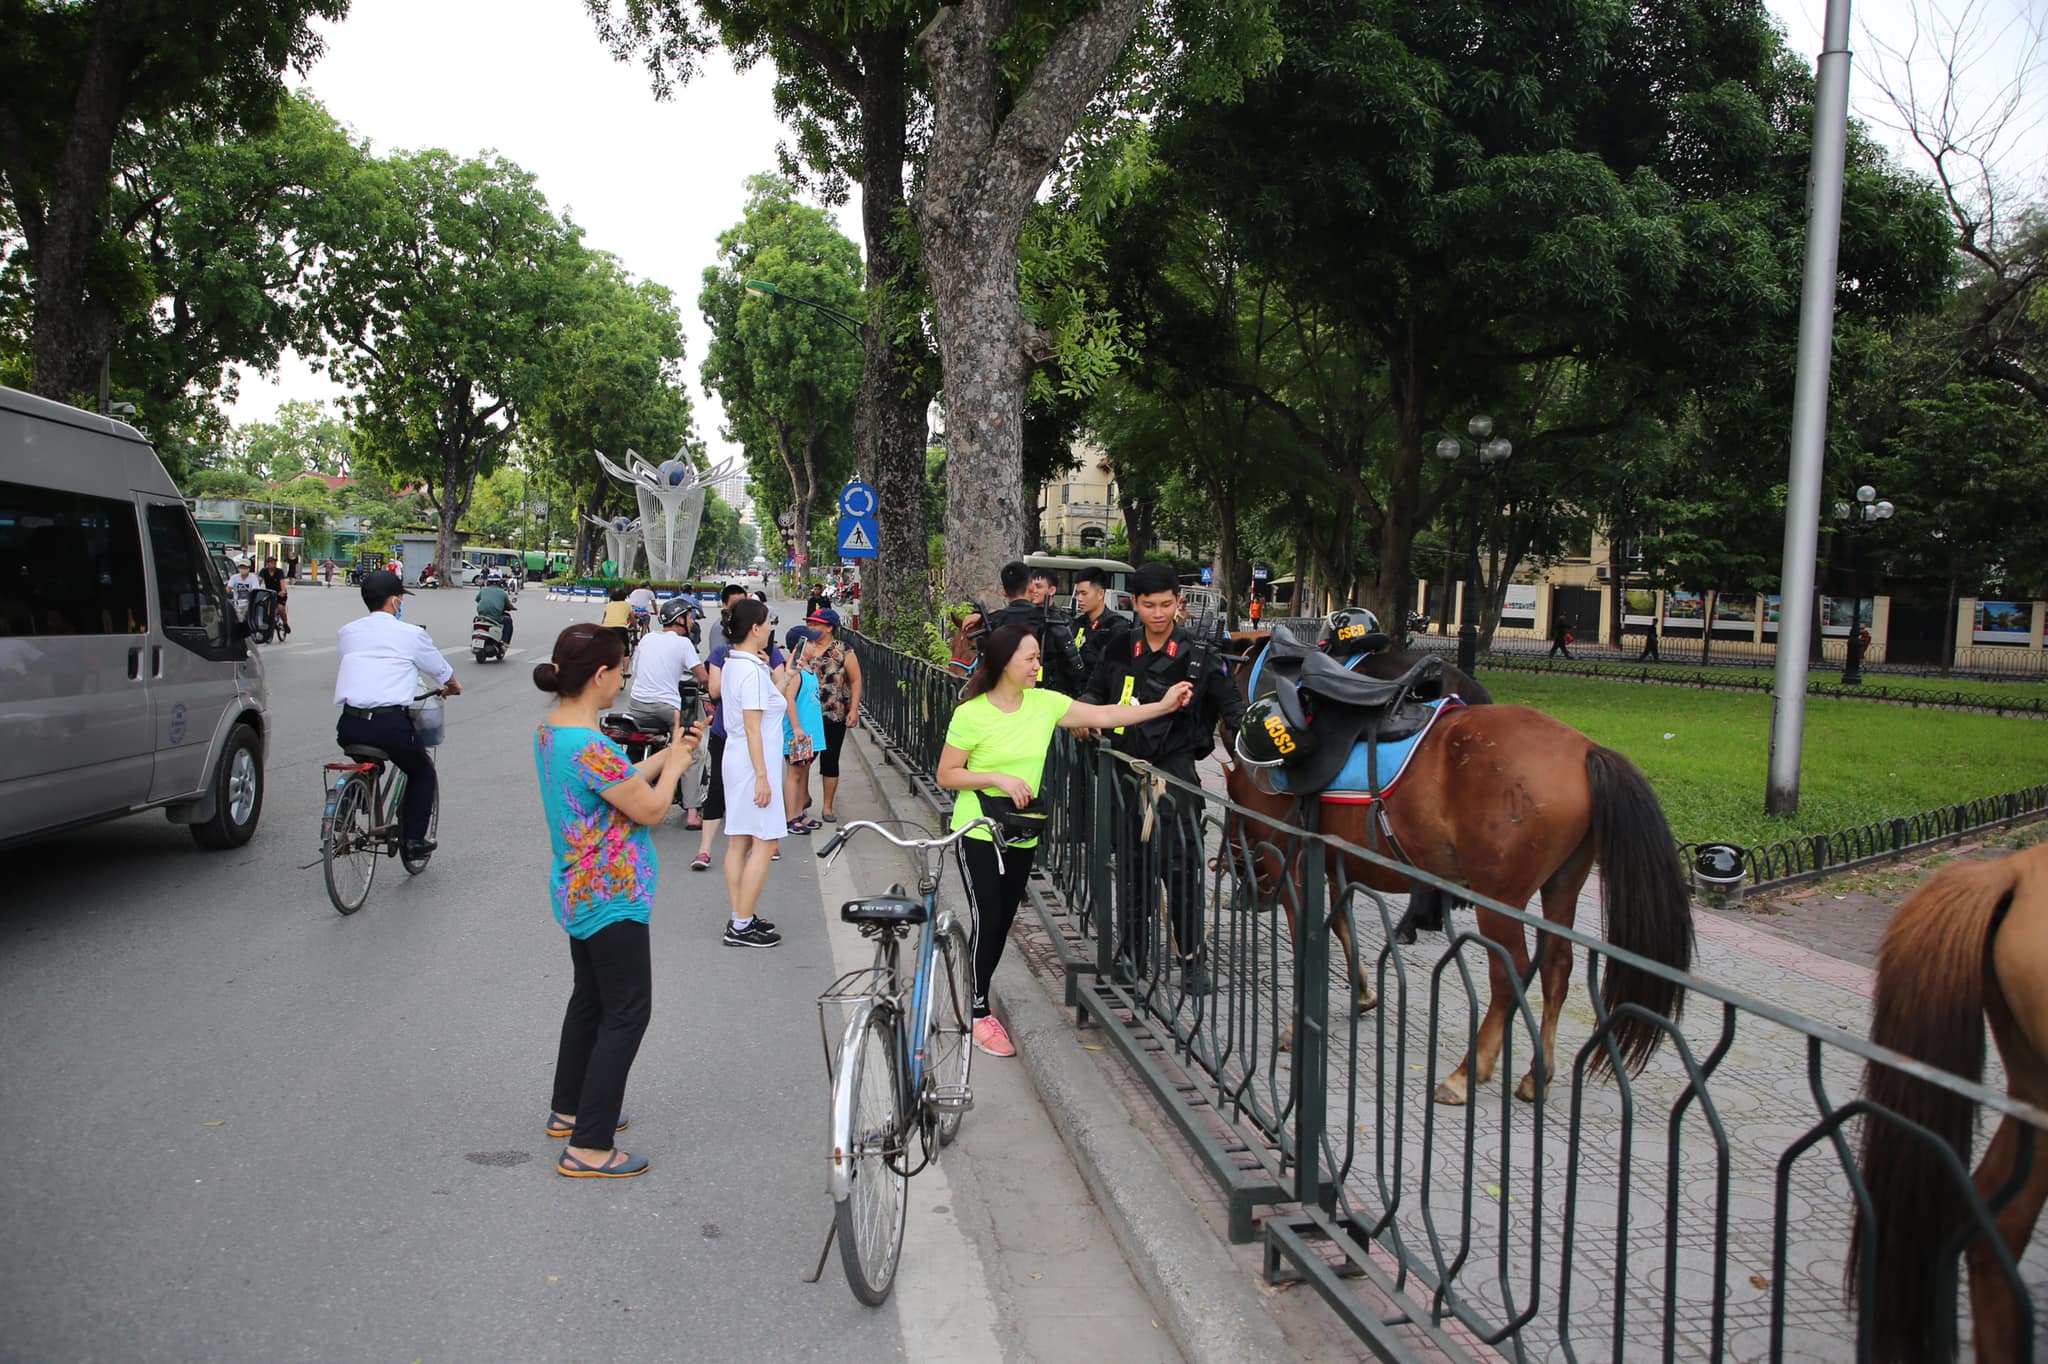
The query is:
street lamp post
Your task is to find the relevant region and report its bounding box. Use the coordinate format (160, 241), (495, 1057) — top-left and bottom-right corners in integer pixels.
(743, 278), (863, 339)
(1833, 483), (1895, 685)
(1436, 414), (1514, 676)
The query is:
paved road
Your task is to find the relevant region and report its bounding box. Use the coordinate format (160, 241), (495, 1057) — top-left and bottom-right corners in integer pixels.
(0, 583), (1177, 1363)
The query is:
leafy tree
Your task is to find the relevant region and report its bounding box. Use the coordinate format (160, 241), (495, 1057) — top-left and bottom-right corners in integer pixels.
(1146, 0), (1952, 628)
(314, 150), (583, 573)
(0, 0), (349, 401)
(589, 0), (939, 644)
(221, 398), (355, 482)
(523, 251), (698, 570)
(699, 174), (862, 575)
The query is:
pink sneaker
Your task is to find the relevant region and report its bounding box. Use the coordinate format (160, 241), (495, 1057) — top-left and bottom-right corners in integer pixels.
(971, 1015), (1016, 1058)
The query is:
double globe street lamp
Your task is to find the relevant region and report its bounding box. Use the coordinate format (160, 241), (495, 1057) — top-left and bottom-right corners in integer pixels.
(1437, 415), (1514, 675)
(1832, 483), (1895, 685)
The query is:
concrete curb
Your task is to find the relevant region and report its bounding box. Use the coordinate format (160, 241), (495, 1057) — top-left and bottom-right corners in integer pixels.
(846, 727), (1292, 1364)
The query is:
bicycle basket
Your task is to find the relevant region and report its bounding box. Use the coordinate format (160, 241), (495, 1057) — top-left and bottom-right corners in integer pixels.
(410, 695), (446, 747)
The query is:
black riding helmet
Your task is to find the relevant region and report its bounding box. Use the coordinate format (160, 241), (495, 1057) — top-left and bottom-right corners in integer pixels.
(1320, 606), (1383, 659)
(658, 596), (693, 628)
(1237, 694), (1318, 769)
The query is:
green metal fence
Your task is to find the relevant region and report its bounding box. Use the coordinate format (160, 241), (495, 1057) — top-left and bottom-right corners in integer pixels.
(847, 630), (2048, 1362)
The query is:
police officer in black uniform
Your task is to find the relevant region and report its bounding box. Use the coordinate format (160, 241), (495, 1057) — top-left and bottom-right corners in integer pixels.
(980, 559), (1089, 695)
(1081, 561), (1244, 994)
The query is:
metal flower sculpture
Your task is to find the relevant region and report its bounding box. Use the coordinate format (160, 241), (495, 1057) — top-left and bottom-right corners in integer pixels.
(583, 512), (645, 578)
(593, 447), (739, 581)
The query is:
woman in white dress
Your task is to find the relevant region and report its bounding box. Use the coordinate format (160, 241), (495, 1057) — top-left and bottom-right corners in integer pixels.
(717, 598), (786, 949)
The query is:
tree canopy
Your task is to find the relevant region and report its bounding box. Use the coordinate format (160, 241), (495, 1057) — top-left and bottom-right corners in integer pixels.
(699, 173), (862, 573)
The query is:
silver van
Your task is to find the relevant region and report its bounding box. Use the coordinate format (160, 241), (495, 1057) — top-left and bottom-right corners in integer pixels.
(0, 385), (268, 848)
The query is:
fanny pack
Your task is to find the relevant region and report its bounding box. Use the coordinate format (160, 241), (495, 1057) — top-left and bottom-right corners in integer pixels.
(975, 787), (1050, 839)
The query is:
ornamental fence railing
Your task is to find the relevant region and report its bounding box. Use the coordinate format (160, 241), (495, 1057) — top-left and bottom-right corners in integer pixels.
(849, 632), (2048, 1362)
(1258, 617), (2048, 682)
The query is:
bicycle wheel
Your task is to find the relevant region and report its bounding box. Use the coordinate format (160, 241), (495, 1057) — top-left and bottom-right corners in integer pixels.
(929, 916), (974, 1147)
(834, 1010), (908, 1306)
(400, 779), (439, 875)
(322, 776), (377, 914)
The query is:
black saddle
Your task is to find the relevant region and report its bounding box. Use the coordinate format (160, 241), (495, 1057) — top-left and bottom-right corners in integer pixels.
(341, 743), (390, 763)
(841, 886), (927, 927)
(1259, 627), (1446, 796)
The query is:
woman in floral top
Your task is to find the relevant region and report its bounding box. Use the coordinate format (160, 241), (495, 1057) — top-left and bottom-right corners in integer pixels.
(802, 607), (862, 822)
(533, 622), (701, 1179)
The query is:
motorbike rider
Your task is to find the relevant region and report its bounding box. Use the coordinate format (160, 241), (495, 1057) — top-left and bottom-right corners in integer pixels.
(226, 559), (260, 623)
(474, 577), (515, 647)
(624, 597), (710, 738)
(334, 569), (461, 859)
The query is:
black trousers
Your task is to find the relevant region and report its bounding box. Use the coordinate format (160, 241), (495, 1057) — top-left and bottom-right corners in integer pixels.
(550, 919), (652, 1150)
(1111, 755), (1208, 972)
(701, 731), (728, 821)
(819, 717), (847, 779)
(335, 709), (436, 844)
(961, 836), (1037, 1018)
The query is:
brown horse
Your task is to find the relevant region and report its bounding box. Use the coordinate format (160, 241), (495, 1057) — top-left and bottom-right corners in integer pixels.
(1221, 634), (1695, 1106)
(1849, 842), (2048, 1363)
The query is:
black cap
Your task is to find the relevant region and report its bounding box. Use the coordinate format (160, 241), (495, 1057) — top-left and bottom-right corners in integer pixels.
(359, 569), (411, 605)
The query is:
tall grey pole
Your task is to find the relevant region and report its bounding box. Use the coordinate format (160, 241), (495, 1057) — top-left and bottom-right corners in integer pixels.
(1765, 0), (1854, 817)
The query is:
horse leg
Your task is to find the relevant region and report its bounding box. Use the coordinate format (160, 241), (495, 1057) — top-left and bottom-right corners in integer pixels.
(1963, 1112), (2048, 1362)
(1518, 844), (1594, 1103)
(1327, 887), (1378, 1014)
(1436, 906), (1530, 1107)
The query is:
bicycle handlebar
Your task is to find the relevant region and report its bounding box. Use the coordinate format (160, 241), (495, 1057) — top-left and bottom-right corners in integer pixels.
(816, 817), (1007, 874)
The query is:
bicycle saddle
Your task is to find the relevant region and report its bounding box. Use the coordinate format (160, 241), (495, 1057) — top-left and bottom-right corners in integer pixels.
(340, 744), (390, 762)
(841, 894), (927, 926)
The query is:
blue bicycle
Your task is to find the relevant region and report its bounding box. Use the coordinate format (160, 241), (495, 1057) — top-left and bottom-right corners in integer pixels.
(806, 817), (1004, 1305)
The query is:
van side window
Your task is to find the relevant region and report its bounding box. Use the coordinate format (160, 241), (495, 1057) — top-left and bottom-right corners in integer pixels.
(0, 480), (148, 637)
(144, 502), (233, 657)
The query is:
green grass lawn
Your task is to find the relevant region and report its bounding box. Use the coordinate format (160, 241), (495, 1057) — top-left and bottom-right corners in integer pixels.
(1497, 658), (2048, 706)
(1483, 671), (2048, 846)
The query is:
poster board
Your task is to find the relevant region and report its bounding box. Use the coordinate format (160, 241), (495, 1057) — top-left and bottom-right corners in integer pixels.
(1974, 600), (2031, 645)
(1499, 583), (1539, 628)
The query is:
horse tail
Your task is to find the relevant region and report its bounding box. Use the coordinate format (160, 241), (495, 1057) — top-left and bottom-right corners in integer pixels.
(1583, 745), (1694, 1077)
(1847, 856), (2013, 1363)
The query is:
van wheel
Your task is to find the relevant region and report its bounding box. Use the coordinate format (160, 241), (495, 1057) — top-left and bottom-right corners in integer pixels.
(191, 726), (264, 849)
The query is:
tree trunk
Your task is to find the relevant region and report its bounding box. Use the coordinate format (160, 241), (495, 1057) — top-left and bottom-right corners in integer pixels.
(1370, 361), (1426, 634)
(915, 0), (1146, 605)
(1213, 480), (1238, 630)
(21, 7), (134, 400)
(851, 27), (934, 644)
(1941, 565), (1962, 674)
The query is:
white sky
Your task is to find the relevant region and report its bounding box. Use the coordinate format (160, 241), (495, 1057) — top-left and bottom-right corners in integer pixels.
(228, 0), (2044, 468)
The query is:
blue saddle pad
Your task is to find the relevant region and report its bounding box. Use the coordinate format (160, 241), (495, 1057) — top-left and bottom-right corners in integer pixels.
(1275, 698), (1456, 800)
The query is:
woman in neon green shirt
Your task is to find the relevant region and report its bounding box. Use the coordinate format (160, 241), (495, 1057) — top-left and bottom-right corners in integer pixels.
(937, 623), (1191, 1058)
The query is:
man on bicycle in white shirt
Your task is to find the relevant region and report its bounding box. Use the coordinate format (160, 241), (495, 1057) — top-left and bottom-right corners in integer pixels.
(334, 570), (461, 858)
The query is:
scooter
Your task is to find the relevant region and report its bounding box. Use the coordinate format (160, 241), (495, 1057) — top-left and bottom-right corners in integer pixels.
(471, 610), (513, 663)
(247, 587), (280, 644)
(599, 678), (711, 818)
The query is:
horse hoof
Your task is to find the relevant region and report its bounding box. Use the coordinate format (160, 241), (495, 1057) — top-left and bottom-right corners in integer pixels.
(1433, 1080), (1468, 1107)
(1357, 988), (1379, 1014)
(1278, 1025), (1294, 1053)
(1393, 916), (1418, 946)
(1516, 1074), (1543, 1103)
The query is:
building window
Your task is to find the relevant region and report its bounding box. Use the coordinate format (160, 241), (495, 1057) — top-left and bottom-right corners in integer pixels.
(1080, 525), (1106, 549)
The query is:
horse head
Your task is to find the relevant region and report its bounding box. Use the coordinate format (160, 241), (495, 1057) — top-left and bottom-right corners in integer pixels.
(944, 603), (987, 677)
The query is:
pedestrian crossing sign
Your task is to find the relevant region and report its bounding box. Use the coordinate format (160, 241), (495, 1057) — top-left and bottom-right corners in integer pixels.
(837, 514), (878, 558)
